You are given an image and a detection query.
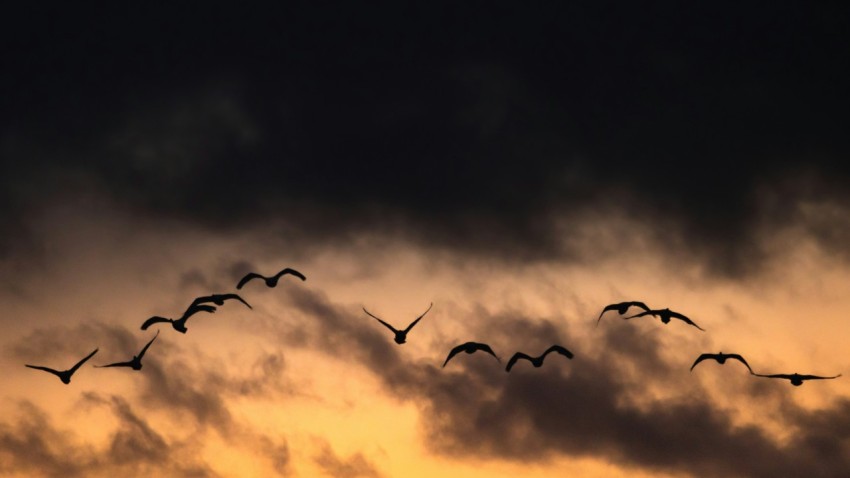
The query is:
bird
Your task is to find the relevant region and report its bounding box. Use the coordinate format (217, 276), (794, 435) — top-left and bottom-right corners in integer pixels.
(191, 293), (252, 310)
(690, 352), (753, 373)
(597, 301), (651, 326)
(25, 348), (99, 384)
(752, 372), (842, 386)
(236, 268), (306, 289)
(443, 342), (500, 367)
(140, 303), (216, 333)
(95, 331), (159, 371)
(363, 302), (432, 344)
(625, 308), (705, 331)
(506, 345), (574, 372)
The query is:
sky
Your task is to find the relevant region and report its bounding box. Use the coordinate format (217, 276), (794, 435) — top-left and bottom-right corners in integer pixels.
(3, 3), (850, 477)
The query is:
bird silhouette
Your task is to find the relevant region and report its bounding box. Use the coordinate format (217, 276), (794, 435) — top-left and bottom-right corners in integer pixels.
(363, 302), (432, 344)
(625, 308), (705, 331)
(191, 293), (252, 310)
(597, 301), (650, 326)
(443, 342), (500, 367)
(236, 268), (306, 289)
(25, 348), (99, 384)
(690, 352), (753, 373)
(95, 331), (159, 370)
(506, 345), (574, 372)
(140, 303), (216, 333)
(752, 372), (842, 386)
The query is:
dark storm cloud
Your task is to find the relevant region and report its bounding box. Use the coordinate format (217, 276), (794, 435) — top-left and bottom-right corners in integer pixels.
(4, 3), (850, 276)
(279, 287), (850, 478)
(0, 398), (219, 478)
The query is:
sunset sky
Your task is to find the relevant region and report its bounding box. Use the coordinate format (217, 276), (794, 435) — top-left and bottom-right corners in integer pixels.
(3, 3), (850, 477)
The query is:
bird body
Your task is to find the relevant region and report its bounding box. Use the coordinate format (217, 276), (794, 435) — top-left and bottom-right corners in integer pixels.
(443, 342), (500, 367)
(25, 348), (99, 384)
(506, 345), (574, 372)
(625, 308), (705, 331)
(597, 301), (650, 325)
(690, 352), (752, 373)
(364, 303), (432, 344)
(96, 331), (159, 371)
(141, 304), (216, 333)
(236, 268), (306, 289)
(752, 372), (841, 386)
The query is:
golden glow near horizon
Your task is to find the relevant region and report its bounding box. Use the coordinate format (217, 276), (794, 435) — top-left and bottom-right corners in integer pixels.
(2, 205), (850, 477)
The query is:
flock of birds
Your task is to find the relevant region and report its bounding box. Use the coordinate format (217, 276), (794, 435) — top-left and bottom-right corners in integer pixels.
(24, 271), (842, 387)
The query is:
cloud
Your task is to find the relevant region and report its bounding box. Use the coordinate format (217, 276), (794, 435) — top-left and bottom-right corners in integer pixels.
(279, 286), (850, 478)
(313, 441), (384, 478)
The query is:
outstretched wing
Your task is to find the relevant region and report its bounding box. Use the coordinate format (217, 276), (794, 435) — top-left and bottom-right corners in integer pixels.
(690, 353), (716, 371)
(442, 344), (466, 367)
(597, 303), (621, 323)
(95, 360), (135, 368)
(403, 302), (433, 333)
(624, 310), (654, 320)
(182, 304), (216, 320)
(752, 373), (792, 379)
(25, 364), (62, 376)
(141, 316), (171, 330)
(137, 331), (159, 360)
(68, 348), (99, 374)
(506, 352), (534, 372)
(798, 373), (842, 381)
(363, 308), (399, 333)
(725, 354), (754, 373)
(669, 311), (705, 331)
(221, 293), (252, 309)
(236, 272), (265, 289)
(542, 345), (574, 360)
(274, 268), (306, 281)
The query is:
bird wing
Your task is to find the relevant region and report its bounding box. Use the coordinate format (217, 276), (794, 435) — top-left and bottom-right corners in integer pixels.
(141, 316), (171, 330)
(442, 344), (466, 367)
(506, 352), (533, 372)
(689, 353), (716, 371)
(624, 310), (654, 319)
(236, 272), (265, 289)
(189, 295), (215, 308)
(137, 331), (159, 360)
(95, 360), (135, 368)
(183, 304), (216, 320)
(752, 373), (791, 379)
(597, 304), (621, 323)
(628, 301), (651, 312)
(669, 311), (705, 331)
(68, 348), (98, 374)
(476, 343), (500, 362)
(275, 268), (306, 281)
(797, 374), (842, 381)
(403, 302), (433, 333)
(543, 345), (574, 360)
(362, 308), (399, 333)
(25, 364), (62, 376)
(222, 293), (252, 309)
(725, 354), (754, 373)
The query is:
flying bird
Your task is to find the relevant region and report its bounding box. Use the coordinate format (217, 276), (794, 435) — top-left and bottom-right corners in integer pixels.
(625, 308), (705, 331)
(25, 348), (99, 384)
(363, 302), (432, 344)
(443, 342), (500, 367)
(752, 372), (842, 386)
(690, 352), (753, 373)
(597, 301), (651, 326)
(140, 303), (216, 333)
(236, 268), (306, 289)
(95, 331), (159, 371)
(506, 345), (574, 372)
(191, 293), (252, 310)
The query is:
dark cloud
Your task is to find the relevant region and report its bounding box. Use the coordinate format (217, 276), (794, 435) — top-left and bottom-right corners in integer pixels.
(280, 286), (850, 477)
(4, 4), (850, 276)
(0, 398), (219, 478)
(313, 441), (384, 478)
